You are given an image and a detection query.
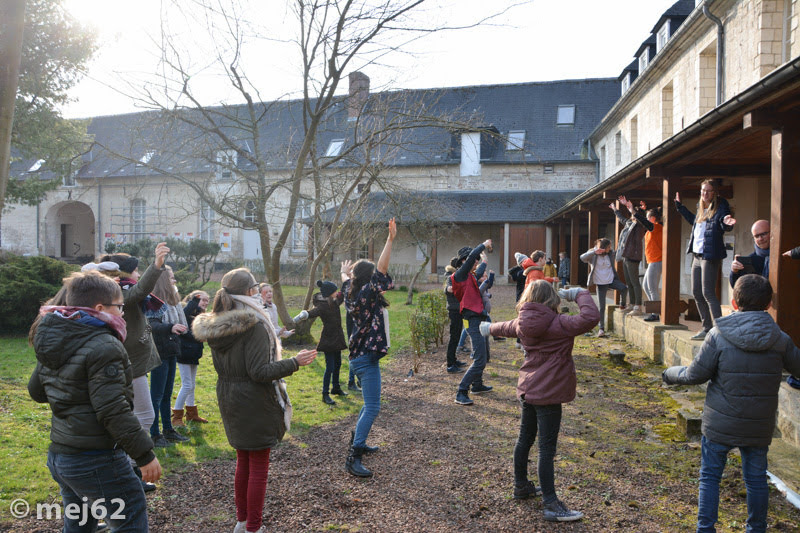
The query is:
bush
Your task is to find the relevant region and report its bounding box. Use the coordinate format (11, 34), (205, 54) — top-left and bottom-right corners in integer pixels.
(407, 290), (449, 371)
(0, 254), (76, 334)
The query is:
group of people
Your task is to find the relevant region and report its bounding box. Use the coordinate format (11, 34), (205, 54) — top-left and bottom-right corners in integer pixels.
(25, 199), (800, 532)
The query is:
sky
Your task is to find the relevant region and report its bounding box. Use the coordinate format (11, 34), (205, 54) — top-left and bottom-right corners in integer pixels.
(60, 0), (683, 119)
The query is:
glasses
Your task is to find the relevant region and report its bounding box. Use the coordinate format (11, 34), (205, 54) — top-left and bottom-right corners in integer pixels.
(103, 303), (125, 313)
(753, 231), (770, 240)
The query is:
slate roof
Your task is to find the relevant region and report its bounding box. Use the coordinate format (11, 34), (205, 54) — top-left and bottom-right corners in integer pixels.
(651, 0), (695, 33)
(618, 59), (639, 82)
(11, 78), (619, 181)
(312, 190), (581, 225)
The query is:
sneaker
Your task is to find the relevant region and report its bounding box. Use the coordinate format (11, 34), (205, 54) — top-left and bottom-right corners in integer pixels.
(152, 434), (174, 448)
(141, 480), (156, 493)
(347, 382), (361, 392)
(787, 376), (800, 390)
(620, 304), (634, 314)
(543, 499), (584, 522)
(628, 306), (644, 317)
(515, 341), (522, 349)
(471, 384), (493, 394)
(233, 521), (247, 533)
(690, 330), (707, 341)
(455, 360), (468, 368)
(455, 391), (473, 405)
(457, 345), (471, 354)
(644, 313), (660, 322)
(447, 365), (464, 373)
(513, 480), (541, 500)
(163, 429), (189, 442)
(596, 329), (606, 338)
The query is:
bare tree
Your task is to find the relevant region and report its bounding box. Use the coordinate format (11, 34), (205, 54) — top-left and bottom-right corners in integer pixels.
(94, 0), (517, 337)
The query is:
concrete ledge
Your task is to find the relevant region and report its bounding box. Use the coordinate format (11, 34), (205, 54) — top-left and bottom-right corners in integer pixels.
(677, 408), (702, 440)
(621, 315), (688, 364)
(606, 304), (619, 331)
(662, 329), (704, 367)
(777, 381), (800, 448)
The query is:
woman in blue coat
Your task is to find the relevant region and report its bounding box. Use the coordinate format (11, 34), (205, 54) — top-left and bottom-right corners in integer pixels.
(674, 179), (736, 340)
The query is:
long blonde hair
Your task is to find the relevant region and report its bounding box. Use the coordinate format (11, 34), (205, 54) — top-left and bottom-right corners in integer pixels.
(695, 179), (720, 223)
(151, 265), (181, 306)
(516, 279), (560, 313)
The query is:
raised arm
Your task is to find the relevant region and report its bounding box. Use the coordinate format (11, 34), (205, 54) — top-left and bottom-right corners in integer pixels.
(454, 240), (489, 282)
(376, 218), (396, 275)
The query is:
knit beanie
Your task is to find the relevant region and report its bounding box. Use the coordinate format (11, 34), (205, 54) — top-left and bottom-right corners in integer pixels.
(104, 254), (139, 275)
(317, 280), (338, 298)
(457, 246), (472, 261)
(514, 252), (528, 267)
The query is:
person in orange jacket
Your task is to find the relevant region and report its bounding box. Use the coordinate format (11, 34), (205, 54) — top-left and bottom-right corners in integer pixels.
(519, 250), (558, 287)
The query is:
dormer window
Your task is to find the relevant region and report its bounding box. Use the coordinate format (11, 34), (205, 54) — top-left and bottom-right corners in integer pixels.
(325, 139), (344, 158)
(556, 105), (575, 126)
(506, 130), (525, 151)
(216, 149), (237, 180)
(621, 74), (631, 95)
(656, 20), (671, 52)
(639, 49), (650, 73)
(28, 159), (45, 172)
(137, 150), (155, 166)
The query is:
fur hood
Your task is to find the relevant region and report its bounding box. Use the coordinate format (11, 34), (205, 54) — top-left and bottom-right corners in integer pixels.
(445, 265), (456, 274)
(192, 309), (260, 342)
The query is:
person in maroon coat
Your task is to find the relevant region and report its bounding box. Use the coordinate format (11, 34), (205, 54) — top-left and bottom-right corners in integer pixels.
(486, 281), (599, 523)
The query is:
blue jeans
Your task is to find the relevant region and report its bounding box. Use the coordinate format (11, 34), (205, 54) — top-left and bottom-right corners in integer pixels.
(514, 402), (562, 501)
(350, 352), (381, 448)
(149, 355), (176, 436)
(458, 316), (487, 392)
(697, 436), (769, 533)
(47, 449), (148, 532)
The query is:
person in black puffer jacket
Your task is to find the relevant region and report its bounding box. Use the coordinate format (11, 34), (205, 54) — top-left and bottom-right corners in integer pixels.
(173, 289), (211, 427)
(444, 261), (468, 373)
(28, 271), (161, 531)
(663, 275), (800, 533)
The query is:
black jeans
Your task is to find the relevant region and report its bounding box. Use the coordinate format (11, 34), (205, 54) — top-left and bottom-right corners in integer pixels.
(514, 401), (562, 502)
(446, 309), (463, 367)
(323, 350), (342, 393)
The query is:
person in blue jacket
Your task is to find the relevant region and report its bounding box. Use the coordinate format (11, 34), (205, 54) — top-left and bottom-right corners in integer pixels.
(674, 179), (736, 340)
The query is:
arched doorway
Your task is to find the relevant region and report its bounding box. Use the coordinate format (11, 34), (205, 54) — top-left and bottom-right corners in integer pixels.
(44, 201), (96, 261)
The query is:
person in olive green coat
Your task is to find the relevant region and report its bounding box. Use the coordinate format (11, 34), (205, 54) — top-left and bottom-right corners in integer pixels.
(192, 267), (316, 533)
(100, 242), (169, 437)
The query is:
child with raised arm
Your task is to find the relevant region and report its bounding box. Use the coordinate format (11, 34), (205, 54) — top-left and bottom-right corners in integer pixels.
(485, 281), (599, 522)
(663, 274), (800, 533)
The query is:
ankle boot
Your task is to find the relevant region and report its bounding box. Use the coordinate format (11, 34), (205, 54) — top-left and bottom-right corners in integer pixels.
(171, 409), (185, 427)
(185, 405), (208, 423)
(323, 393), (336, 405)
(350, 430), (379, 454)
(345, 445), (373, 477)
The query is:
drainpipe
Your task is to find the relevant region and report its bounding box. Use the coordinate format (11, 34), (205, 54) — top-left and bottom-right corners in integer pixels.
(97, 184), (102, 255)
(36, 203), (40, 254)
(703, 1), (725, 106)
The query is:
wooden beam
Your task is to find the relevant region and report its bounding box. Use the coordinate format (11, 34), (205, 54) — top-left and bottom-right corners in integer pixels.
(570, 216), (580, 286)
(661, 178), (683, 325)
(558, 221), (566, 258)
(743, 109), (781, 130)
(647, 164), (769, 179)
(769, 125), (800, 344)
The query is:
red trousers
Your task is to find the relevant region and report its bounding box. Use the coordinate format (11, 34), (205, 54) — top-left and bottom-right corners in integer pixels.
(235, 448), (271, 531)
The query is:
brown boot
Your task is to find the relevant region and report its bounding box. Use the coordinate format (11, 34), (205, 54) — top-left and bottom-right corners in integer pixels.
(171, 409), (185, 427)
(185, 405), (208, 423)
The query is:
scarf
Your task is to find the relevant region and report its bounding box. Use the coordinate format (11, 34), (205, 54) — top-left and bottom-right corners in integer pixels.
(118, 277), (165, 313)
(754, 244), (770, 278)
(163, 303), (188, 329)
(228, 294), (293, 432)
(40, 306), (128, 342)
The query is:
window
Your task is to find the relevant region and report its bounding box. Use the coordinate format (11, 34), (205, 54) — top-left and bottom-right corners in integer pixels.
(28, 159), (45, 172)
(416, 243), (427, 261)
(63, 172), (76, 187)
(615, 131), (622, 165)
(556, 105), (575, 126)
(291, 199), (311, 254)
(137, 150), (155, 166)
(543, 164), (554, 174)
(656, 20), (671, 52)
(130, 199), (147, 238)
(621, 74), (630, 95)
(325, 139), (345, 158)
(200, 202), (216, 242)
(216, 150), (237, 180)
(506, 130), (525, 151)
(356, 243), (369, 259)
(460, 132), (481, 176)
(244, 201), (256, 224)
(638, 50), (650, 73)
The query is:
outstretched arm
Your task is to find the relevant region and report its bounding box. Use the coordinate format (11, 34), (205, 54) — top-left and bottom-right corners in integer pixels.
(376, 218), (396, 275)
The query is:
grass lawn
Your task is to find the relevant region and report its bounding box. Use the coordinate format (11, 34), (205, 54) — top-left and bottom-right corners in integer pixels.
(0, 284), (417, 514)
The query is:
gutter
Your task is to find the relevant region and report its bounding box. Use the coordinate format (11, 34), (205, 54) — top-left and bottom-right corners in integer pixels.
(546, 55), (800, 222)
(702, 1), (725, 106)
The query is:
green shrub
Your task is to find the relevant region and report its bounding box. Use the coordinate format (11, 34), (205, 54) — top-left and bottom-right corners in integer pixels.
(407, 290), (449, 371)
(0, 254), (76, 334)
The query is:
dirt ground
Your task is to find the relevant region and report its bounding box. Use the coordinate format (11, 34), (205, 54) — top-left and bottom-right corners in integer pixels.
(10, 286), (800, 532)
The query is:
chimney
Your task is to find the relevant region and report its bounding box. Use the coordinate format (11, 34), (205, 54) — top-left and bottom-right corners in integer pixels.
(347, 71), (370, 120)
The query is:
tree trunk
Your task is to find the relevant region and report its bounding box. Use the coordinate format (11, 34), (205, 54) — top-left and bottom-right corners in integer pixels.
(406, 256), (429, 305)
(0, 0), (26, 247)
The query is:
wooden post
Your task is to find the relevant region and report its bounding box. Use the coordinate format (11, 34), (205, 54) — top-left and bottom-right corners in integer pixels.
(499, 224), (505, 275)
(769, 126), (800, 343)
(558, 220), (567, 255)
(570, 215), (580, 286)
(588, 209), (600, 293)
(662, 178), (683, 325)
(430, 227), (438, 275)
